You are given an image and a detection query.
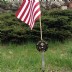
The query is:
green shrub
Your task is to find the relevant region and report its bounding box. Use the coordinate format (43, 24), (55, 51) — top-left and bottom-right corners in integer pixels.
(0, 9), (72, 43)
(41, 9), (72, 41)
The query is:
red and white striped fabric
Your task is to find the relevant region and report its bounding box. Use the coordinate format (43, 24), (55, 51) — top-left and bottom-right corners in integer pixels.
(16, 0), (41, 30)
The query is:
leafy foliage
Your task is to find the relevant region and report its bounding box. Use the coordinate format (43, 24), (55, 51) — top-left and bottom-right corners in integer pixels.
(0, 9), (72, 43)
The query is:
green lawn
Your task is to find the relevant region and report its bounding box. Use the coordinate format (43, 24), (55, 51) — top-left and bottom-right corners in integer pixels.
(0, 40), (72, 72)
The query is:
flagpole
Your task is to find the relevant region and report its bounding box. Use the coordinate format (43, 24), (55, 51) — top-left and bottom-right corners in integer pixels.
(40, 17), (45, 72)
(42, 51), (45, 72)
(40, 16), (43, 41)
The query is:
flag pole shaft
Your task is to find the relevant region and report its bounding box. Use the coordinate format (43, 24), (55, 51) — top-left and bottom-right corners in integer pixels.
(40, 16), (43, 40)
(42, 51), (45, 72)
(40, 17), (45, 72)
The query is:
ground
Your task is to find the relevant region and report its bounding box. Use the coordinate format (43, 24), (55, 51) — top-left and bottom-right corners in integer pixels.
(0, 40), (72, 72)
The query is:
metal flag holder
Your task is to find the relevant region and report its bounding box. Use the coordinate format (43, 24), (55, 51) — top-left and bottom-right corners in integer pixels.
(36, 17), (48, 72)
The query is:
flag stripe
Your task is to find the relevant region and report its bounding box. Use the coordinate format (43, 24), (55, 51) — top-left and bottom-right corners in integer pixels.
(20, 2), (30, 21)
(16, 1), (26, 17)
(34, 11), (41, 21)
(30, 1), (34, 28)
(34, 8), (41, 18)
(21, 3), (30, 21)
(17, 1), (28, 19)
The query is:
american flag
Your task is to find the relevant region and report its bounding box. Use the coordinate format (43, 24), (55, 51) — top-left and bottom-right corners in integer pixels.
(16, 0), (41, 30)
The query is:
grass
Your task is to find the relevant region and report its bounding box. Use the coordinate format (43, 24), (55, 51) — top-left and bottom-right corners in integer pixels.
(0, 40), (72, 72)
